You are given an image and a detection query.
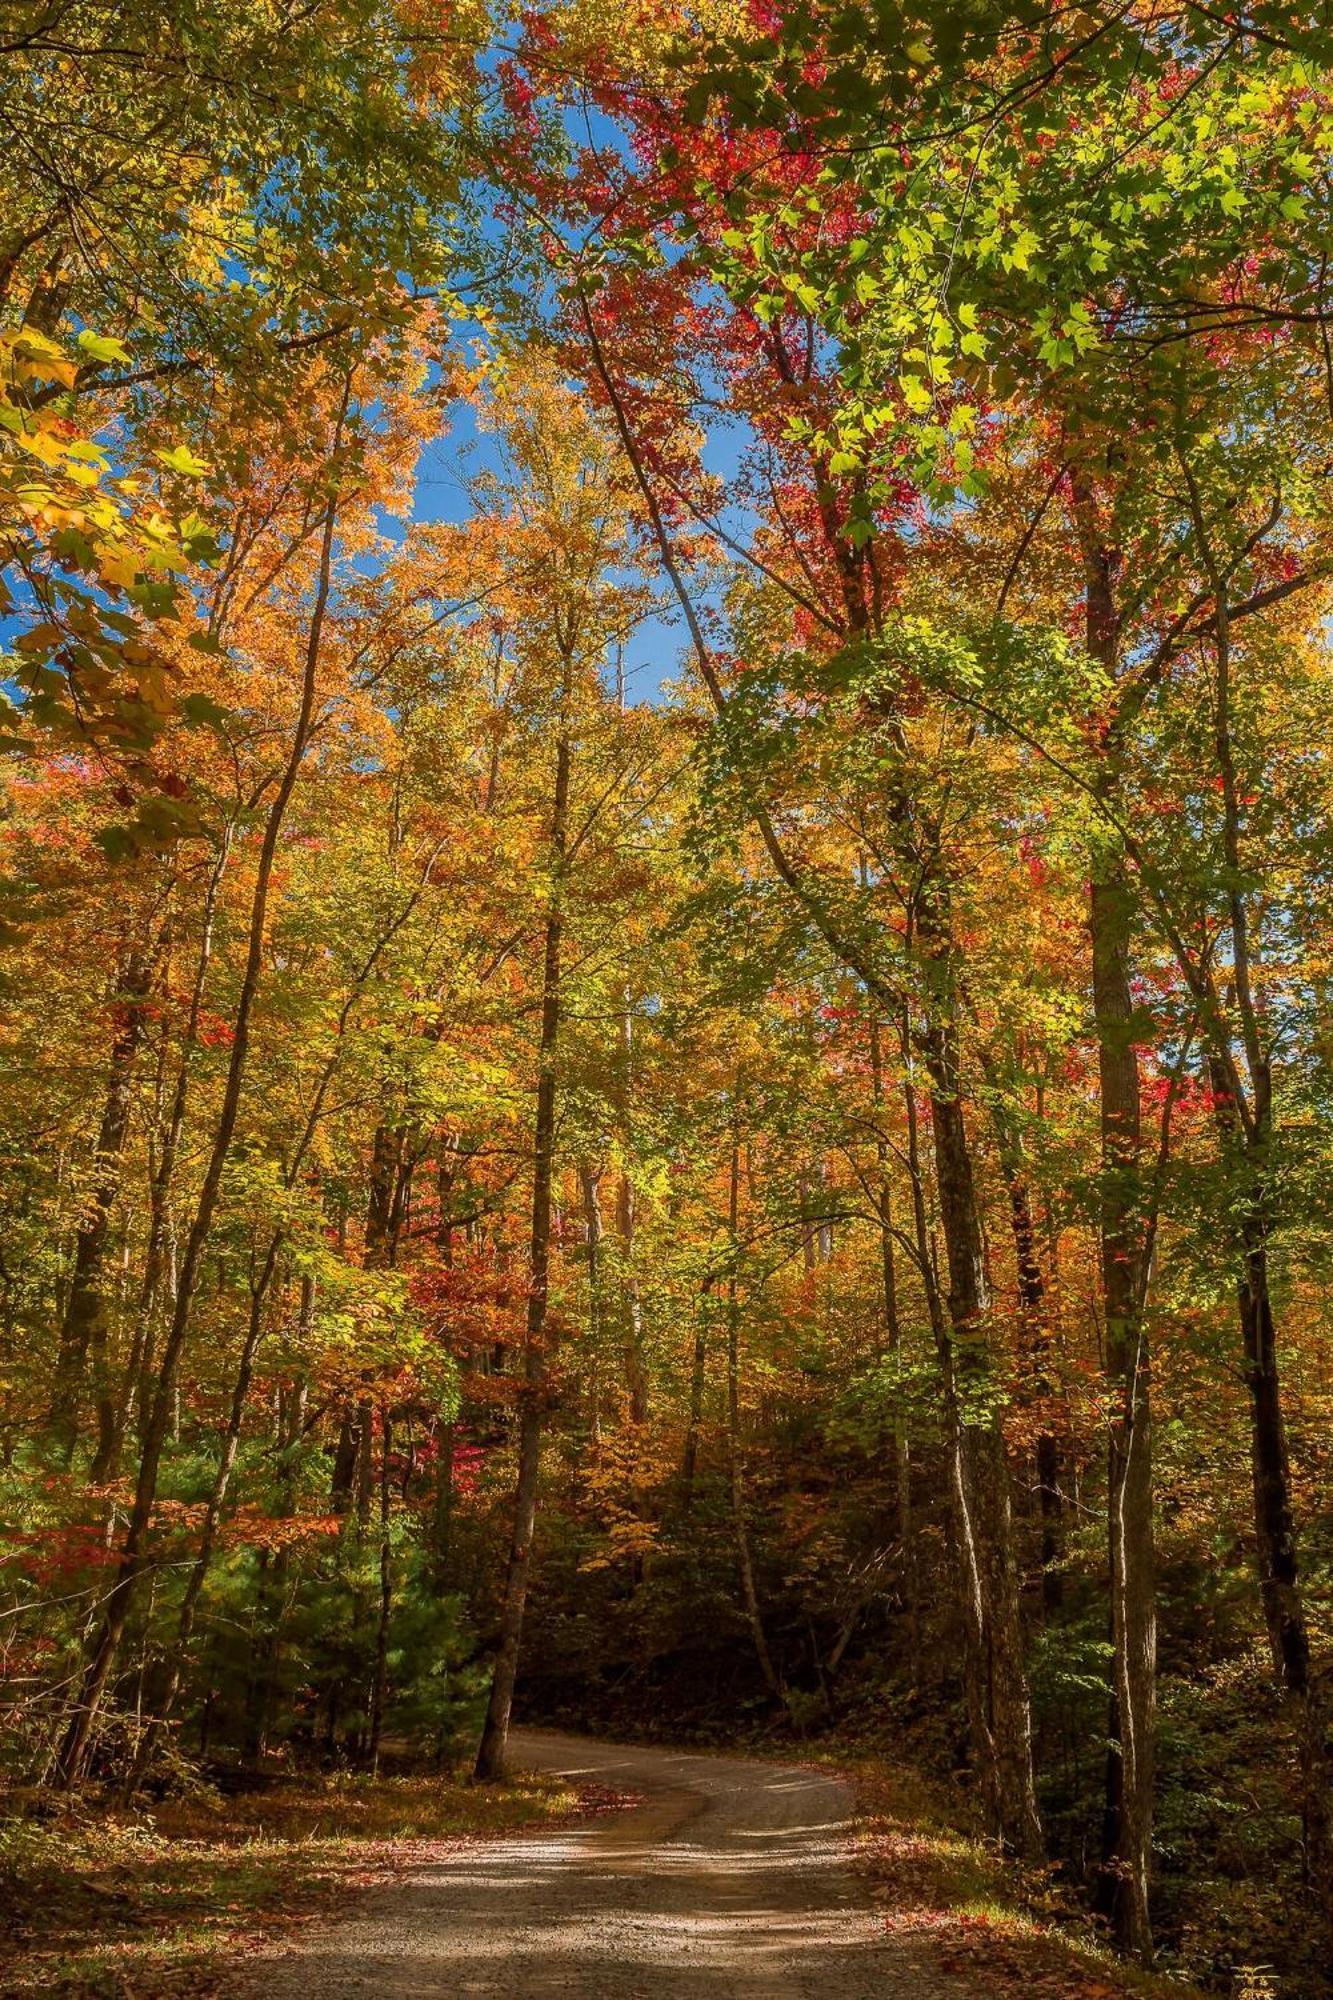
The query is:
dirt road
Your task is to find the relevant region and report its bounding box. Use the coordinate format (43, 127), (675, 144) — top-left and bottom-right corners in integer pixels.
(251, 1727), (933, 1997)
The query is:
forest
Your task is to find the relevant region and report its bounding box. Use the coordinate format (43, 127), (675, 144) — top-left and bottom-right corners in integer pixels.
(1, 1), (1331, 1994)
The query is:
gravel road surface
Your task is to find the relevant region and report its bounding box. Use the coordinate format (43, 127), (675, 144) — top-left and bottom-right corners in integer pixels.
(248, 1726), (929, 1997)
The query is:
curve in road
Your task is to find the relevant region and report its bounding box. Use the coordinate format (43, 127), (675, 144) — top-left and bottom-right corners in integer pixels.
(248, 1726), (937, 1998)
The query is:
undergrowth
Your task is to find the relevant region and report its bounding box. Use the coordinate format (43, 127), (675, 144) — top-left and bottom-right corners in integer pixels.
(0, 1766), (587, 1997)
(851, 1755), (1238, 2000)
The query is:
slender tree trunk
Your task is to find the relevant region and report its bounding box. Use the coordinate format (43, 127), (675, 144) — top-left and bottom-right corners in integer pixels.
(680, 1277), (711, 1509)
(126, 1236), (280, 1789)
(1237, 1228), (1310, 1670)
(1013, 1171), (1064, 1615)
(617, 998), (648, 1424)
(924, 1023), (1042, 1858)
(433, 1128), (460, 1569)
(724, 1110), (782, 1702)
(1240, 1223), (1333, 1928)
(868, 1008), (914, 1632)
(125, 831), (233, 1470)
(51, 950), (151, 1463)
(1077, 492), (1156, 1960)
(333, 1128), (407, 1756)
(904, 855), (1041, 1860)
(436, 1134), (459, 1267)
(580, 1161), (604, 1445)
(474, 709), (570, 1782)
(366, 1124), (402, 1265)
(433, 1417), (456, 1587)
(245, 1309), (309, 1756)
(617, 1178), (647, 1419)
(368, 1408), (393, 1775)
(1090, 865), (1157, 1962)
(330, 1409), (363, 1515)
(1184, 498), (1333, 1931)
(343, 1125), (404, 1528)
(988, 1094), (1064, 1616)
(1209, 1070), (1332, 1925)
(798, 1171), (818, 1273)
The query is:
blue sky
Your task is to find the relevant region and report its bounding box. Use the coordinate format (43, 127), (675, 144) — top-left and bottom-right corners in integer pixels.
(400, 84), (766, 706)
(408, 399), (681, 705)
(409, 370), (756, 707)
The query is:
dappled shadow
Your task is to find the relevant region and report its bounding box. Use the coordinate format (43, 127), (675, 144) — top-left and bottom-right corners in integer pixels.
(241, 1733), (917, 1998)
(259, 1891), (890, 1998)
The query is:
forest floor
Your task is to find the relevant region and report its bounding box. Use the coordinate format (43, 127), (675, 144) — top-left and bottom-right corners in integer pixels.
(0, 1760), (603, 1996)
(0, 1732), (1209, 2000)
(848, 1753), (1207, 2000)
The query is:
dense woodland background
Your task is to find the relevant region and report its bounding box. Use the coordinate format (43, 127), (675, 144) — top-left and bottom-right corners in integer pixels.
(1, 1), (1332, 1992)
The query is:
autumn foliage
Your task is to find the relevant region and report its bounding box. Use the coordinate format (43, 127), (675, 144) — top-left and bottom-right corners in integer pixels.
(1, 3), (1332, 1993)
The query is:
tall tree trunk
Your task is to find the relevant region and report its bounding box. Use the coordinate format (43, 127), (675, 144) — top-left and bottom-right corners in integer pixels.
(436, 1133), (460, 1267)
(580, 1161), (604, 1445)
(680, 1277), (711, 1509)
(868, 1008), (914, 1633)
(368, 1408), (393, 1775)
(365, 1125), (400, 1256)
(923, 1012), (1042, 1859)
(1090, 867), (1157, 1962)
(333, 1128), (408, 1756)
(616, 998), (648, 1424)
(341, 1125), (404, 1528)
(799, 1171), (819, 1273)
(725, 1110), (782, 1702)
(617, 1199), (647, 1425)
(125, 831), (233, 1471)
(904, 847), (1042, 1860)
(245, 1311), (309, 1757)
(51, 949), (151, 1463)
(986, 1091), (1064, 1616)
(1011, 1168), (1064, 1615)
(330, 1409), (363, 1515)
(1223, 1206), (1311, 1688)
(1182, 480), (1333, 1931)
(433, 1417), (456, 1587)
(1077, 491), (1157, 1960)
(1236, 1223), (1333, 1927)
(1235, 1219), (1308, 1646)
(1208, 1083), (1332, 1921)
(901, 1047), (993, 1765)
(51, 483), (343, 1788)
(474, 706), (570, 1781)
(126, 1236), (281, 1790)
(433, 1129), (462, 1568)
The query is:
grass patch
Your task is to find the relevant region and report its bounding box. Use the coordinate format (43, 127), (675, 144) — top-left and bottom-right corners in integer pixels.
(850, 1758), (1211, 2000)
(0, 1766), (602, 1997)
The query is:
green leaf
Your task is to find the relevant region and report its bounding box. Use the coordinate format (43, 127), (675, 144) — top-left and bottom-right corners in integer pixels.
(76, 330), (132, 365)
(1009, 228), (1039, 272)
(155, 444), (210, 478)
